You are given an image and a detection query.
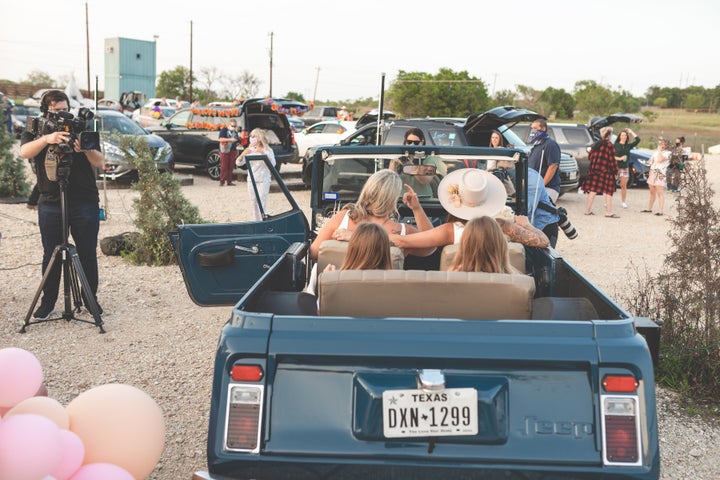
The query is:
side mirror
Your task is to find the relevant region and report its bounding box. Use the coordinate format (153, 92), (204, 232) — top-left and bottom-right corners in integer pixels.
(403, 165), (437, 176)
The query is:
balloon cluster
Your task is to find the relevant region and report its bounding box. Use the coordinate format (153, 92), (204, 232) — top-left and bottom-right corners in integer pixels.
(0, 347), (166, 480)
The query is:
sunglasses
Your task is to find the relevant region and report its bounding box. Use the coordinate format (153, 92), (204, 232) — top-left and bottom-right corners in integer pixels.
(405, 140), (421, 145)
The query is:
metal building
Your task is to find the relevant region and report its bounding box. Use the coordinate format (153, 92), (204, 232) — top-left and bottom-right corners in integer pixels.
(104, 37), (156, 100)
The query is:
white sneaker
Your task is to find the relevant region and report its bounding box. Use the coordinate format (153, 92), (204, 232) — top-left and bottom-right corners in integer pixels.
(622, 202), (628, 208)
(578, 187), (584, 194)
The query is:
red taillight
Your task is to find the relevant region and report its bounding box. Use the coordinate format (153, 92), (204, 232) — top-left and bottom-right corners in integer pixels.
(230, 365), (263, 381)
(602, 395), (641, 465)
(604, 414), (639, 463)
(603, 375), (638, 393)
(240, 130), (249, 147)
(226, 385), (263, 452)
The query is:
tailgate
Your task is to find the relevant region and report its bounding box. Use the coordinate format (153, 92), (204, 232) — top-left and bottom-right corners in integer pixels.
(264, 316), (601, 465)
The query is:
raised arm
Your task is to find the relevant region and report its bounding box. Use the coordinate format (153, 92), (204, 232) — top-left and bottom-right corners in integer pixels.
(496, 216), (550, 248)
(401, 184), (433, 232)
(389, 222), (454, 250)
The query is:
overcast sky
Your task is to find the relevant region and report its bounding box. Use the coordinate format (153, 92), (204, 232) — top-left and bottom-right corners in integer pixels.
(2, 0), (718, 102)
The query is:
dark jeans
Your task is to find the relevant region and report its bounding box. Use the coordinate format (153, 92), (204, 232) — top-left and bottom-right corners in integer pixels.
(38, 201), (100, 307)
(543, 222), (559, 249)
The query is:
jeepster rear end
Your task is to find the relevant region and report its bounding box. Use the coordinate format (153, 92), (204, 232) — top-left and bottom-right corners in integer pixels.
(172, 146), (660, 480)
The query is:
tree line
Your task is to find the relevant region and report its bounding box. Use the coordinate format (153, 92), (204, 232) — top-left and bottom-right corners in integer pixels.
(6, 68), (720, 120)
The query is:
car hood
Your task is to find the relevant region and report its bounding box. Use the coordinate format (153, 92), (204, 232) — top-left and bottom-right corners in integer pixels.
(588, 113), (643, 133)
(464, 106), (544, 134)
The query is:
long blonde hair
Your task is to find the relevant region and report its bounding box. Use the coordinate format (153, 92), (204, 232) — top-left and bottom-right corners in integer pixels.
(450, 216), (514, 273)
(249, 128), (270, 150)
(346, 169), (402, 221)
(340, 222), (392, 270)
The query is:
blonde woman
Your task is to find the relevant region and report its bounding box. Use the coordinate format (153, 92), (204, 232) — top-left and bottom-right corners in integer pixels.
(323, 222), (393, 272)
(449, 216), (517, 274)
(642, 139), (671, 216)
(309, 169), (434, 261)
(237, 128), (276, 221)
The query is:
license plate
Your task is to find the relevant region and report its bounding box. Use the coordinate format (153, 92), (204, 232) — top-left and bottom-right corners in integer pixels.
(382, 388), (478, 438)
(568, 171), (578, 180)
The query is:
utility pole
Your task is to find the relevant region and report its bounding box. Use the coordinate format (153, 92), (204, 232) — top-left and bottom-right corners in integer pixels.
(491, 73), (497, 98)
(85, 2), (90, 95)
(313, 67), (320, 104)
(268, 32), (274, 97)
(189, 21), (194, 102)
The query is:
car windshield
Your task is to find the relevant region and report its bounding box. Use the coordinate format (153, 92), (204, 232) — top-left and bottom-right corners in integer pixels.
(97, 115), (147, 135)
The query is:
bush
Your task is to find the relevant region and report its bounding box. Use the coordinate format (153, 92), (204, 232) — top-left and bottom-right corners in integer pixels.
(117, 135), (203, 266)
(621, 159), (720, 402)
(0, 118), (31, 199)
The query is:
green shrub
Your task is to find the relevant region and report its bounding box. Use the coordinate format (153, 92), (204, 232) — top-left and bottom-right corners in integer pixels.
(117, 135), (203, 266)
(0, 118), (31, 198)
(621, 159), (720, 403)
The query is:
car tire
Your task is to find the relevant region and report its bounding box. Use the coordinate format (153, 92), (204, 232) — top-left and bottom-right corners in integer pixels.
(205, 149), (220, 180)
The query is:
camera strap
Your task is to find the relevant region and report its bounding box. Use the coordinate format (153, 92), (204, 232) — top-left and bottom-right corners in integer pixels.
(45, 146), (59, 182)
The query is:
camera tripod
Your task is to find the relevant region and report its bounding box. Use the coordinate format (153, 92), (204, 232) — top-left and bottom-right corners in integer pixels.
(20, 177), (105, 334)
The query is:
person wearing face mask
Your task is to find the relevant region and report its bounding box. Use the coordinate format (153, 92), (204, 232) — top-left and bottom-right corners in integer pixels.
(237, 128), (276, 221)
(218, 119), (239, 186)
(527, 119), (561, 203)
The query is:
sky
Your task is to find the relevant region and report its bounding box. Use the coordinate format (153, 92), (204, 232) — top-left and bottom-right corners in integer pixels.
(1, 0), (718, 103)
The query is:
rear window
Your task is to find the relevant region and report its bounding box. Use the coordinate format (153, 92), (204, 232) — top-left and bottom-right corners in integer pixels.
(561, 127), (592, 145)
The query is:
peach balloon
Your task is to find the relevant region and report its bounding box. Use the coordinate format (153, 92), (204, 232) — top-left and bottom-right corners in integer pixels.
(5, 396), (70, 429)
(66, 384), (165, 480)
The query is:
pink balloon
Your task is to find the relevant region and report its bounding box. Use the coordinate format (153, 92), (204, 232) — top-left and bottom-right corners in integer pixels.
(67, 384), (165, 479)
(51, 430), (86, 480)
(0, 347), (43, 408)
(0, 414), (62, 480)
(69, 463), (134, 480)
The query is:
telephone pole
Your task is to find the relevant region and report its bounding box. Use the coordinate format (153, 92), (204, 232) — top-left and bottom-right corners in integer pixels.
(85, 2), (90, 94)
(313, 67), (320, 104)
(268, 32), (274, 97)
(189, 21), (194, 102)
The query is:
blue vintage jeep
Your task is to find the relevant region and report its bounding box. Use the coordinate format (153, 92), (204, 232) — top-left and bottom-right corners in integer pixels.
(172, 146), (661, 480)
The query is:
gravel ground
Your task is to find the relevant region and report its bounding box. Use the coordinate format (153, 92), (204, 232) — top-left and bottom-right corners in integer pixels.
(1, 152), (719, 479)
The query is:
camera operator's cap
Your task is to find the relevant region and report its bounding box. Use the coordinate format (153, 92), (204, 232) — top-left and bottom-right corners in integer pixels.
(438, 168), (507, 221)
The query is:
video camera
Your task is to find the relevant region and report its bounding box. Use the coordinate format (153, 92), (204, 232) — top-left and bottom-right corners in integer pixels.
(29, 107), (100, 154)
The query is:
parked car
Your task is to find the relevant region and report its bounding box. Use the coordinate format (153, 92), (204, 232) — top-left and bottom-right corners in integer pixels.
(511, 114), (649, 186)
(171, 144), (660, 480)
(11, 104), (41, 138)
(132, 101), (177, 128)
(294, 120), (356, 157)
(91, 109), (174, 181)
(286, 115), (305, 132)
(147, 98), (299, 180)
(304, 107), (580, 195)
(301, 105), (341, 126)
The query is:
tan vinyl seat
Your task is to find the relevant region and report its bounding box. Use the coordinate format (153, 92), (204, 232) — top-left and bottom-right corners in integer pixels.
(440, 242), (526, 273)
(318, 269), (535, 320)
(317, 240), (404, 273)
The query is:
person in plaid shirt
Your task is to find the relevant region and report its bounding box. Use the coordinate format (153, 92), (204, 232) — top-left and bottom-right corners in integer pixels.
(582, 126), (620, 218)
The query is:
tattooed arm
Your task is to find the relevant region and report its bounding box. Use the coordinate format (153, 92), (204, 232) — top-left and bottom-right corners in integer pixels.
(496, 215), (550, 248)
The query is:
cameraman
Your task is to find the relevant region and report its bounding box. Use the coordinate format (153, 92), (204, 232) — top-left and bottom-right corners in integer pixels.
(20, 90), (104, 320)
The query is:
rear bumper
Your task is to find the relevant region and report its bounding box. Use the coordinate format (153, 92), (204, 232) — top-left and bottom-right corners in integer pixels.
(197, 457), (659, 480)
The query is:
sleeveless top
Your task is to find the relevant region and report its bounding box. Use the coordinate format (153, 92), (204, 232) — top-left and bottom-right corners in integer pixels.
(339, 211), (407, 235)
(452, 222), (465, 244)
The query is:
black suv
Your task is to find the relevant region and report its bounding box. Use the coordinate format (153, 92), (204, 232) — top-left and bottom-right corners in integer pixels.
(148, 98), (301, 179)
(511, 114), (650, 186)
(304, 106), (579, 194)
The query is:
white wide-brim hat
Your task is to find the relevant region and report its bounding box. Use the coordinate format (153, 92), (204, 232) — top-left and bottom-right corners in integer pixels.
(438, 168), (507, 221)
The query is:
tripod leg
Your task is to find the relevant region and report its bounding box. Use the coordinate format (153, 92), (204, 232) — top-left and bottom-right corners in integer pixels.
(20, 245), (63, 333)
(66, 254), (84, 314)
(68, 246), (105, 333)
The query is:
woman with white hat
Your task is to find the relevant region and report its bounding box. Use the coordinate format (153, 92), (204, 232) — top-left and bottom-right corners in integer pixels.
(389, 168), (550, 250)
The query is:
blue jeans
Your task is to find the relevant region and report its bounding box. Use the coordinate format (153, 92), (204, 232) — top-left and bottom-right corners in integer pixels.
(37, 201), (100, 307)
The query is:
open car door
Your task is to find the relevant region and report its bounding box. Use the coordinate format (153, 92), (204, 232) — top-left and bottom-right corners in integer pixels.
(170, 156), (309, 306)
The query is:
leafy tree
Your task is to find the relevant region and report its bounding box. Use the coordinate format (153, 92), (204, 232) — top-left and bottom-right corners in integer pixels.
(540, 87), (575, 119)
(285, 91), (306, 102)
(573, 80), (615, 117)
(514, 85), (542, 111)
(492, 89), (516, 108)
(685, 93), (705, 110)
(386, 68), (488, 117)
(0, 119), (31, 198)
(156, 66), (191, 100)
(220, 71), (261, 101)
(118, 135), (203, 266)
(653, 97), (668, 108)
(21, 70), (55, 87)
